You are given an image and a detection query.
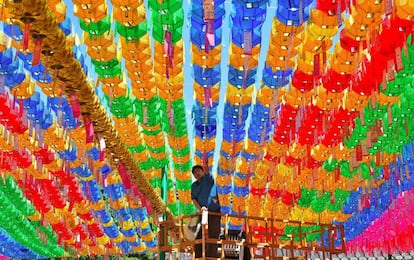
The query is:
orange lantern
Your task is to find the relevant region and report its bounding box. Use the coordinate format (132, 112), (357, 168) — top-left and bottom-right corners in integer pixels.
(84, 31), (114, 49)
(194, 82), (220, 104)
(395, 0), (414, 20)
(49, 1), (66, 23)
(266, 141), (289, 158)
(168, 135), (189, 150)
(192, 44), (221, 67)
(74, 3), (107, 23)
(314, 85), (344, 110)
(111, 0), (143, 9)
(226, 84), (254, 105)
(121, 37), (151, 54)
(87, 42), (117, 62)
(257, 86), (284, 105)
(113, 5), (146, 26)
(11, 77), (35, 99)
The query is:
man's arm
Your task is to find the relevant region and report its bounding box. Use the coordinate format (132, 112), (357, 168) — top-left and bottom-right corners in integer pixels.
(192, 199), (202, 211)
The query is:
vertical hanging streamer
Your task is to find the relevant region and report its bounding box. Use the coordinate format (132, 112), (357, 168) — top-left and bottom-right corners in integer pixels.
(205, 21), (215, 52)
(143, 105), (148, 125)
(314, 53), (320, 76)
(382, 70), (387, 91)
(384, 165), (390, 180)
(0, 74), (5, 94)
(299, 0), (303, 25)
(395, 47), (403, 72)
(32, 37), (43, 66)
(164, 31), (173, 79)
(388, 105), (392, 126)
(321, 41), (327, 66)
(83, 114), (94, 144)
(118, 162), (132, 191)
(243, 31), (252, 89)
(204, 0), (215, 52)
(204, 0), (215, 20)
(337, 0), (343, 27)
(403, 40), (408, 57)
(204, 87), (212, 107)
(68, 93), (81, 118)
(202, 151), (208, 172)
(387, 59), (395, 81)
(356, 144), (362, 161)
(167, 100), (174, 130)
(23, 22), (30, 51)
(243, 31), (252, 54)
(385, 0), (393, 15)
(169, 106), (175, 130)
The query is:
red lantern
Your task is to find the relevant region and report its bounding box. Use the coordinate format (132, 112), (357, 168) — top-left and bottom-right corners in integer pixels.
(316, 0), (346, 15)
(322, 69), (352, 93)
(339, 30), (367, 53)
(13, 150), (32, 168)
(291, 70), (315, 92)
(34, 148), (55, 164)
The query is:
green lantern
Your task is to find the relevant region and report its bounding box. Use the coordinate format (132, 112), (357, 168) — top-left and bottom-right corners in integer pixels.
(80, 16), (111, 37)
(116, 21), (148, 41)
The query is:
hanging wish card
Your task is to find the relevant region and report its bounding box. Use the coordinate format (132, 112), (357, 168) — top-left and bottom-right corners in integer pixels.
(395, 46), (403, 72)
(387, 59), (395, 81)
(243, 31), (252, 55)
(204, 0), (215, 20)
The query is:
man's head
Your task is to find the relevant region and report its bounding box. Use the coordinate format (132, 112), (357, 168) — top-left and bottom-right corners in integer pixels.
(192, 165), (205, 181)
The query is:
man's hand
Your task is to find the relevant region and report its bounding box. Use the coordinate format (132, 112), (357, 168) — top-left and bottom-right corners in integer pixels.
(201, 206), (208, 211)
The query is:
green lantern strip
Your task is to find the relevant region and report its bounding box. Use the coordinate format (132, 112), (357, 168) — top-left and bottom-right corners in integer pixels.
(154, 90), (193, 215)
(110, 2), (173, 212)
(89, 0), (193, 216)
(283, 40), (414, 242)
(149, 0), (184, 44)
(103, 0), (190, 216)
(133, 97), (168, 175)
(0, 175), (66, 257)
(108, 1), (171, 177)
(72, 1), (160, 245)
(297, 188), (350, 214)
(115, 21), (148, 42)
(282, 225), (323, 243)
(75, 1), (160, 183)
(341, 57), (414, 176)
(80, 16), (111, 37)
(148, 0), (194, 216)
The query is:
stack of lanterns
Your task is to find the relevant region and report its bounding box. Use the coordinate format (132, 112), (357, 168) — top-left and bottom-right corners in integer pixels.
(111, 0), (160, 201)
(245, 0), (313, 232)
(0, 0), (161, 256)
(272, 19), (414, 245)
(190, 0), (225, 211)
(148, 0), (194, 215)
(0, 175), (66, 258)
(215, 0), (269, 229)
(72, 0), (163, 250)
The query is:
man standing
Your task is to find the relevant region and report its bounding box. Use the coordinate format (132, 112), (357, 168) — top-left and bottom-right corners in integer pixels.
(191, 165), (221, 258)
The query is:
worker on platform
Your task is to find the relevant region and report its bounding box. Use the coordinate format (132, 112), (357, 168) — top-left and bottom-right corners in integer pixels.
(191, 165), (221, 258)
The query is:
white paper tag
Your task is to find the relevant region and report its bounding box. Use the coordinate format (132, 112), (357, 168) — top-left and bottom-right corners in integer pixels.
(99, 136), (106, 150)
(201, 210), (208, 225)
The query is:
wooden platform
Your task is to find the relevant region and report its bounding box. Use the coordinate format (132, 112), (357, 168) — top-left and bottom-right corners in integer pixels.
(157, 212), (346, 260)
